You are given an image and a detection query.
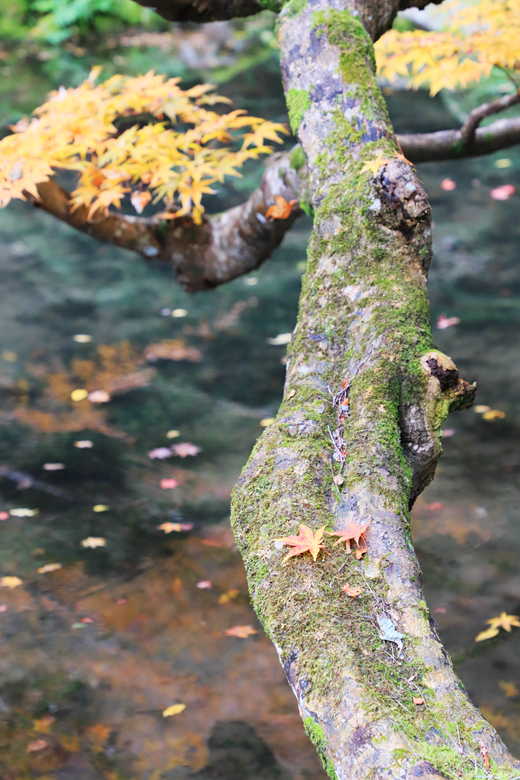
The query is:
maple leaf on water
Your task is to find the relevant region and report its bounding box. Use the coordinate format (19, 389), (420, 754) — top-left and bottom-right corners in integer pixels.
(265, 196), (298, 221)
(475, 612), (520, 642)
(37, 563), (62, 574)
(360, 154), (390, 175)
(327, 521), (370, 553)
(158, 522), (193, 534)
(163, 703), (186, 717)
(223, 625), (258, 638)
(276, 524), (327, 563)
(81, 537), (106, 549)
(0, 576), (22, 589)
(171, 442), (201, 458)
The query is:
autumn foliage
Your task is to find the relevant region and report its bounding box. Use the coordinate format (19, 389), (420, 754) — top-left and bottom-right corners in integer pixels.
(0, 69), (288, 224)
(376, 0), (520, 94)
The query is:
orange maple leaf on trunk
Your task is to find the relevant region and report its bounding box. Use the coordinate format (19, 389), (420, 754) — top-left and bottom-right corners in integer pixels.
(327, 521), (370, 553)
(265, 196), (298, 221)
(276, 524), (327, 563)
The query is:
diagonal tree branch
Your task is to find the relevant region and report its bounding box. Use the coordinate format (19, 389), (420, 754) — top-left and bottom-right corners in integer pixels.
(26, 150), (308, 293)
(459, 91), (520, 142)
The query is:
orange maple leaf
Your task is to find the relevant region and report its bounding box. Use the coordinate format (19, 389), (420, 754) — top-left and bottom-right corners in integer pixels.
(327, 521), (370, 553)
(223, 625), (258, 638)
(276, 524), (327, 563)
(265, 196), (298, 221)
(342, 583), (363, 598)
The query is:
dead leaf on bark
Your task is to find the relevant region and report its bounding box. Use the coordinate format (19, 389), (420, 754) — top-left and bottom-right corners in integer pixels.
(265, 196), (297, 221)
(276, 524), (327, 563)
(342, 584), (363, 598)
(327, 521), (370, 553)
(413, 696), (424, 705)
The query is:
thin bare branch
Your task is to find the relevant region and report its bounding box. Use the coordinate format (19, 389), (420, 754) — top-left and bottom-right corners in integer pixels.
(27, 149), (308, 293)
(398, 114), (520, 163)
(460, 91), (520, 143)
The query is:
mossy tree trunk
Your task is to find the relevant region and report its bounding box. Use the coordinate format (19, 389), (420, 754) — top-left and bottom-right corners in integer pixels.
(231, 1), (520, 778)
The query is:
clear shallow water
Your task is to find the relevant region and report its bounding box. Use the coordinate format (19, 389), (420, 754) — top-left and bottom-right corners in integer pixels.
(0, 62), (519, 777)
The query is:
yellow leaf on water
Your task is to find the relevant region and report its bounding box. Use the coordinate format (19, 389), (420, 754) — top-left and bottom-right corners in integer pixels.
(93, 504), (109, 512)
(482, 410), (505, 420)
(499, 680), (518, 698)
(37, 563), (62, 574)
(70, 388), (88, 402)
(475, 626), (499, 642)
(0, 576), (22, 589)
(163, 704), (186, 717)
(81, 537), (106, 549)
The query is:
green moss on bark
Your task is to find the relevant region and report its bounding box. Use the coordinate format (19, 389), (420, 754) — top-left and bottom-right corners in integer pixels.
(303, 718), (339, 780)
(287, 88), (311, 133)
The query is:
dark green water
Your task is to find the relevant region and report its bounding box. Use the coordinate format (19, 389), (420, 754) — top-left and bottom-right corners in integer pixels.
(0, 27), (519, 779)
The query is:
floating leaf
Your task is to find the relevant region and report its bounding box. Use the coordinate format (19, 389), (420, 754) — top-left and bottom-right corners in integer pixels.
(93, 504), (109, 512)
(158, 522), (193, 533)
(218, 589), (239, 604)
(88, 390), (111, 403)
(277, 524), (327, 563)
(170, 442), (201, 458)
(499, 680), (518, 698)
(223, 625), (258, 638)
(196, 580), (212, 589)
(482, 409), (505, 420)
(26, 739), (48, 753)
(81, 537), (106, 549)
(476, 612), (520, 642)
(0, 512), (9, 521)
(10, 508), (38, 517)
(172, 309), (187, 318)
(73, 334), (92, 343)
(160, 478), (179, 489)
(163, 703), (186, 717)
(70, 388), (89, 401)
(166, 430), (180, 439)
(43, 462), (65, 471)
(441, 178), (456, 191)
(267, 333), (292, 345)
(149, 447), (172, 459)
(437, 315), (460, 329)
(0, 576), (22, 589)
(74, 440), (93, 448)
(490, 185), (515, 201)
(37, 563), (62, 574)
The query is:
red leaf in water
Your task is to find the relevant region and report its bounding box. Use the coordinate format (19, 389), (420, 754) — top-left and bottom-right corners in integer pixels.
(160, 478), (179, 489)
(0, 512), (9, 521)
(26, 739), (48, 753)
(171, 442), (201, 458)
(223, 625), (257, 638)
(490, 185), (515, 201)
(196, 580), (212, 589)
(437, 315), (460, 329)
(425, 502), (443, 511)
(441, 178), (456, 191)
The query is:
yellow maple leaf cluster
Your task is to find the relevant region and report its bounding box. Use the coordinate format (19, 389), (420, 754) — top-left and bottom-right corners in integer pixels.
(0, 68), (288, 224)
(375, 0), (520, 95)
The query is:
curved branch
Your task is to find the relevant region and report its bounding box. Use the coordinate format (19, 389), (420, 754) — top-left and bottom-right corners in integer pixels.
(459, 91), (520, 143)
(399, 115), (520, 163)
(27, 150), (308, 293)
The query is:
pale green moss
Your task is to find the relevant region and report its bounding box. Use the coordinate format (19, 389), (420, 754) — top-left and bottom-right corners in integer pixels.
(303, 717), (339, 780)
